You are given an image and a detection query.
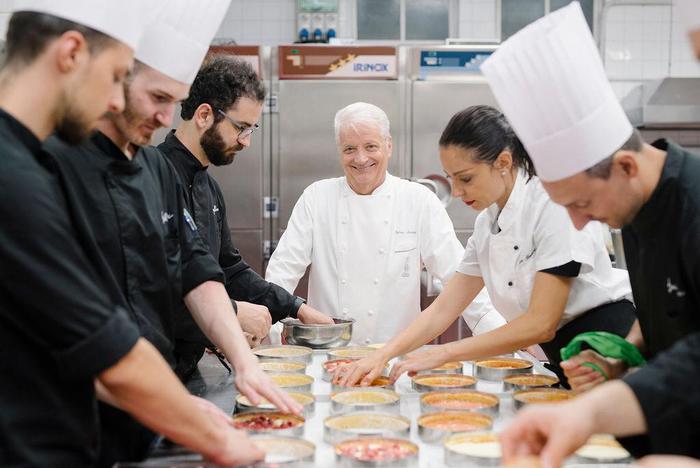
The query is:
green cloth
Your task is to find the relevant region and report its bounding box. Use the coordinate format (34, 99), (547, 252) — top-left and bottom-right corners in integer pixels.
(560, 331), (646, 380)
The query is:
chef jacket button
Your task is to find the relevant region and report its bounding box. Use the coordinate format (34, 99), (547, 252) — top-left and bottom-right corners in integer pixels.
(342, 308), (349, 314)
(508, 281), (513, 287)
(341, 279), (347, 285)
(379, 248), (385, 254)
(384, 219), (389, 224)
(368, 310), (374, 316)
(341, 218), (348, 224)
(373, 278), (379, 285)
(513, 245), (519, 250)
(365, 338), (371, 344)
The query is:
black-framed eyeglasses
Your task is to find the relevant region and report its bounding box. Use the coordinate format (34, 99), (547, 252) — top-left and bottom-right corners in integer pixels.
(217, 109), (260, 139)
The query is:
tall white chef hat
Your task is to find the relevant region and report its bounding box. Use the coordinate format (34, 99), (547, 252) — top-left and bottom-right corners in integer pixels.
(481, 2), (633, 182)
(13, 0), (148, 50)
(676, 0), (700, 33)
(135, 0), (232, 85)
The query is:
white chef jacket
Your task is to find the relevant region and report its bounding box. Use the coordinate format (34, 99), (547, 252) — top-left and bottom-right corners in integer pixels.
(266, 173), (506, 345)
(458, 169), (632, 328)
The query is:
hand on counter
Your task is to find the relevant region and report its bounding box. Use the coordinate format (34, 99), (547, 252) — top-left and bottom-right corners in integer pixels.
(297, 304), (335, 325)
(235, 357), (304, 415)
(207, 425), (264, 466)
(388, 346), (448, 382)
(333, 353), (388, 387)
(561, 349), (626, 392)
(190, 395), (235, 428)
(236, 301), (272, 341)
(500, 400), (596, 468)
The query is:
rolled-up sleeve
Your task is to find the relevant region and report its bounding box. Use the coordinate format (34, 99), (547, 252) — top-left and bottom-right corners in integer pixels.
(0, 164), (139, 380)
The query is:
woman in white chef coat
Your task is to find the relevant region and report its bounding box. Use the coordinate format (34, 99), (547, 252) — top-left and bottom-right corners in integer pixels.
(335, 105), (636, 387)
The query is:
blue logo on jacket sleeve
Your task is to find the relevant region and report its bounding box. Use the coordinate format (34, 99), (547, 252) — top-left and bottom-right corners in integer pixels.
(183, 208), (197, 231)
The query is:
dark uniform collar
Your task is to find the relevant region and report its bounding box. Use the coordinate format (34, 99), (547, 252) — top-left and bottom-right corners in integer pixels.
(629, 138), (683, 233)
(0, 108), (43, 155)
(161, 130), (208, 186)
(91, 130), (142, 174)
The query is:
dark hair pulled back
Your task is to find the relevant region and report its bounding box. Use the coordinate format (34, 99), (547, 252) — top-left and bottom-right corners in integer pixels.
(439, 105), (535, 180)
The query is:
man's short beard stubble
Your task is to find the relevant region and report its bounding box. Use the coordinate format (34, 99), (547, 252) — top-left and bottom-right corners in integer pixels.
(54, 95), (94, 145)
(200, 122), (241, 166)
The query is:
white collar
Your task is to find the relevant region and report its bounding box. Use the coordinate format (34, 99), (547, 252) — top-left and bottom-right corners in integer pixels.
(341, 172), (394, 197)
(486, 169), (529, 233)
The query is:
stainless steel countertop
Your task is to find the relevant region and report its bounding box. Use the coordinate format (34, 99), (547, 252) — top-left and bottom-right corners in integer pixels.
(136, 349), (630, 467)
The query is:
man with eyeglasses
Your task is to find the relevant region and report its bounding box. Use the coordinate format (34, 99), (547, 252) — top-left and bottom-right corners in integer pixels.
(158, 57), (333, 374)
(44, 4), (301, 465)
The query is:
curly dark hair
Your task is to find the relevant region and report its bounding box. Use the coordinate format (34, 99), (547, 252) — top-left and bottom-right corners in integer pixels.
(180, 55), (266, 121)
(439, 105), (536, 180)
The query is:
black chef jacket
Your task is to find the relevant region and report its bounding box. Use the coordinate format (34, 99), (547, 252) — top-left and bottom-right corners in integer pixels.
(0, 109), (140, 467)
(44, 131), (224, 466)
(621, 331), (700, 458)
(622, 139), (700, 358)
(158, 132), (302, 346)
(616, 139), (700, 457)
(46, 131), (224, 363)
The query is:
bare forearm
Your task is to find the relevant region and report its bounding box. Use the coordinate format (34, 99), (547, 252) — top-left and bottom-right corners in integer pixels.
(94, 380), (119, 408)
(379, 303), (457, 361)
(98, 339), (227, 458)
(441, 312), (554, 362)
(185, 281), (255, 369)
(625, 319), (645, 352)
(584, 380), (647, 436)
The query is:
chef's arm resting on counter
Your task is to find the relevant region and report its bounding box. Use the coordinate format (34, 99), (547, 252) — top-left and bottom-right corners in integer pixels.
(562, 319), (646, 392)
(97, 338), (264, 466)
(502, 330), (700, 466)
(334, 271), (484, 386)
(389, 271), (571, 380)
(184, 280), (303, 415)
(500, 380), (645, 468)
(335, 271), (571, 386)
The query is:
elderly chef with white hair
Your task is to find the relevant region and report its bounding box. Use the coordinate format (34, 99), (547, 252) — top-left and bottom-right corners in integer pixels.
(266, 102), (505, 346)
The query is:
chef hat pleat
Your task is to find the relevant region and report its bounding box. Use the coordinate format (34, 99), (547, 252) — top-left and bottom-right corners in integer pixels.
(135, 0), (232, 85)
(481, 2), (633, 182)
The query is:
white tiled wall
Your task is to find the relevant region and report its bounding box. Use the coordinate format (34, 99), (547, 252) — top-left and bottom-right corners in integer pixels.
(458, 0), (499, 41)
(601, 1), (700, 99)
(670, 0), (700, 77)
(215, 0), (298, 45)
(603, 4), (672, 81)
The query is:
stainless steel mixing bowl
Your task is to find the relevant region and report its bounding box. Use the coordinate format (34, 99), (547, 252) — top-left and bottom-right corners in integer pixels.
(281, 317), (354, 349)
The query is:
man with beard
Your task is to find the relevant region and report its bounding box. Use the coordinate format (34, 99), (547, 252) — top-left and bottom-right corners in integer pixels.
(158, 56), (334, 374)
(478, 2), (700, 466)
(0, 2), (262, 467)
(44, 1), (298, 465)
